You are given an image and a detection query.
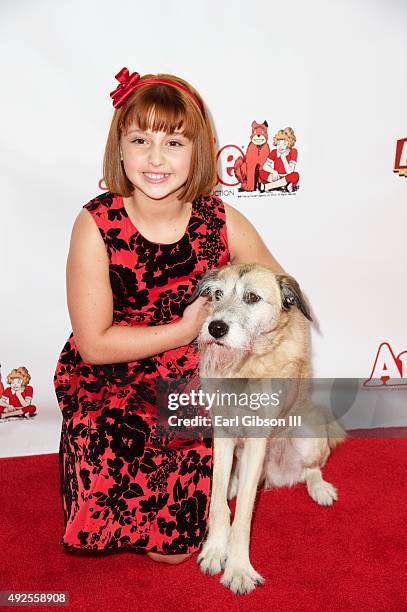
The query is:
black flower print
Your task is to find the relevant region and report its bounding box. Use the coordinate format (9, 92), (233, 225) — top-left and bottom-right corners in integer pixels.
(53, 191), (229, 553)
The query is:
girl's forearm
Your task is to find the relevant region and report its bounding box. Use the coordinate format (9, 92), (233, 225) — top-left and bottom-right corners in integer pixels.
(82, 319), (191, 365)
(282, 156), (291, 173)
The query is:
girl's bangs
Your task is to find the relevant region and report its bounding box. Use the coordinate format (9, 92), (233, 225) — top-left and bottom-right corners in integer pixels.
(120, 92), (201, 141)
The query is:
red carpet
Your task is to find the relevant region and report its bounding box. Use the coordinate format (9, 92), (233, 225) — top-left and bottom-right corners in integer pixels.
(1, 431), (406, 611)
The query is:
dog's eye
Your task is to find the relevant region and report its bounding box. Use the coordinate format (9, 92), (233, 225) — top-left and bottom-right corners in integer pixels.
(244, 292), (261, 304)
(214, 289), (223, 301)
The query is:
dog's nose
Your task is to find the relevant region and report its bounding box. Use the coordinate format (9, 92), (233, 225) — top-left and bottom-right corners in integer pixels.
(208, 320), (229, 339)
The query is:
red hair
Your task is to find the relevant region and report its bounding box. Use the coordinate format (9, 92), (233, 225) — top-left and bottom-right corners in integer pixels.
(103, 73), (218, 202)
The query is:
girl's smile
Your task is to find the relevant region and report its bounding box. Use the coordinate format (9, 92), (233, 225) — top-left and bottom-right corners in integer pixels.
(120, 121), (193, 202)
(142, 172), (171, 184)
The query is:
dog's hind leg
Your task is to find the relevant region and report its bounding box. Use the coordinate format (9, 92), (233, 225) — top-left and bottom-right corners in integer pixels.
(227, 445), (242, 500)
(299, 467), (338, 506)
(197, 436), (235, 576)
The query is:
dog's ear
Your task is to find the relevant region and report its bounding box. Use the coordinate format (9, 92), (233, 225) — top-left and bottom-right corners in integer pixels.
(187, 269), (221, 304)
(276, 274), (313, 322)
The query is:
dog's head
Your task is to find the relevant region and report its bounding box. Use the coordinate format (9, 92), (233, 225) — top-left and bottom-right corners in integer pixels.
(188, 263), (312, 362)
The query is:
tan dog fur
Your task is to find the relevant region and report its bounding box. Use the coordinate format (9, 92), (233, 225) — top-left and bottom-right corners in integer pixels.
(189, 263), (346, 594)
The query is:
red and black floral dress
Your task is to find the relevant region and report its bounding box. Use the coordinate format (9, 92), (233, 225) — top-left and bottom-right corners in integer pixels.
(53, 191), (229, 554)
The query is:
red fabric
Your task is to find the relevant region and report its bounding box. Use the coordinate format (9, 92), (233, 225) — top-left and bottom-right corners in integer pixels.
(269, 147), (298, 175)
(1, 433), (406, 610)
(53, 191), (229, 555)
(285, 171), (299, 186)
(2, 385), (33, 407)
(0, 385), (36, 415)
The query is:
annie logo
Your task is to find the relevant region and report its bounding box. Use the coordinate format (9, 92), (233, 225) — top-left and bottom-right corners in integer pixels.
(394, 137), (407, 178)
(364, 342), (407, 387)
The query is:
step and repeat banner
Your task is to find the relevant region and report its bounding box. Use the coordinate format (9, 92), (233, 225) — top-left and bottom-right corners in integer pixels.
(0, 0), (406, 457)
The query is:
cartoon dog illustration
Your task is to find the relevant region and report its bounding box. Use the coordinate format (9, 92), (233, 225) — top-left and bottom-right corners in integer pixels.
(234, 121), (270, 192)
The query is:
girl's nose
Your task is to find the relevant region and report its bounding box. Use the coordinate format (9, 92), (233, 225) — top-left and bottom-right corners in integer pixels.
(148, 142), (165, 165)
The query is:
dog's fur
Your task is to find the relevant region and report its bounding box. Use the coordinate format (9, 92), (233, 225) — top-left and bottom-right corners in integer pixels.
(188, 263), (346, 594)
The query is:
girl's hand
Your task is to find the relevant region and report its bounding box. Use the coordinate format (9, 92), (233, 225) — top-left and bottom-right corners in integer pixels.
(179, 296), (212, 343)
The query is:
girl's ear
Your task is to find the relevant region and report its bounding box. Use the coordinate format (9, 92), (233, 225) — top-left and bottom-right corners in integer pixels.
(187, 269), (221, 304)
(275, 273), (313, 322)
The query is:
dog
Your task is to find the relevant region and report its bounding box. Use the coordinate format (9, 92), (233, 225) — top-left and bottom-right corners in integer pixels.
(234, 120), (270, 192)
(187, 263), (346, 595)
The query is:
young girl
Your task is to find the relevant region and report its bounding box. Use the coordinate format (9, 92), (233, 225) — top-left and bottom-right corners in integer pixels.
(259, 127), (300, 192)
(53, 67), (284, 565)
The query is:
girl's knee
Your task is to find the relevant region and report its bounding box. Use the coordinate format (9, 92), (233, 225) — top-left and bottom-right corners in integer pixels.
(147, 551), (193, 565)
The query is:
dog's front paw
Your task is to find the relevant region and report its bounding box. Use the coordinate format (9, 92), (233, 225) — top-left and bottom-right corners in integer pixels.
(308, 480), (338, 506)
(220, 561), (265, 595)
(197, 538), (228, 575)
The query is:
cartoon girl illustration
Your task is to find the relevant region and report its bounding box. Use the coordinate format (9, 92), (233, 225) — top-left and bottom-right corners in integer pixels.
(0, 366), (37, 419)
(259, 127), (300, 192)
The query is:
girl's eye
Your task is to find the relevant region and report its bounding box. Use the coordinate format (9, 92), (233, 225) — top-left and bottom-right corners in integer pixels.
(130, 138), (183, 146)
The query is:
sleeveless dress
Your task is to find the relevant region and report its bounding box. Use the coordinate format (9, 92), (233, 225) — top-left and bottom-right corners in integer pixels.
(53, 191), (230, 554)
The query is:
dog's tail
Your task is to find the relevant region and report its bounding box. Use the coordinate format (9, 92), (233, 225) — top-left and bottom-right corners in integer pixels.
(326, 414), (347, 450)
(313, 404), (347, 450)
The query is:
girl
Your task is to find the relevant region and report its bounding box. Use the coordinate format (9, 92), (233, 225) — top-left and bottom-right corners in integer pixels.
(53, 67), (284, 565)
(259, 127), (300, 192)
(0, 367), (36, 419)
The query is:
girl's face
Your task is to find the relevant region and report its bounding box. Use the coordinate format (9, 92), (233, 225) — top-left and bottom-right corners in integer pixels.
(11, 378), (22, 390)
(120, 120), (193, 202)
(276, 139), (288, 152)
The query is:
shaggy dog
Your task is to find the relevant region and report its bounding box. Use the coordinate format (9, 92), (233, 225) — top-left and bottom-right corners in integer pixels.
(188, 263), (346, 595)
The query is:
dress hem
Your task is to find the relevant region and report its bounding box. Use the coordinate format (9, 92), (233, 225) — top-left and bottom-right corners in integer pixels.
(60, 539), (201, 555)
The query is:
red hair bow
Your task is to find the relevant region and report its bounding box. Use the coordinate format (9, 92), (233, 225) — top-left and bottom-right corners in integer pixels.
(110, 67), (141, 108)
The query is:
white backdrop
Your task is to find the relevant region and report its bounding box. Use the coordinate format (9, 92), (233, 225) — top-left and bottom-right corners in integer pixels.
(0, 0), (406, 457)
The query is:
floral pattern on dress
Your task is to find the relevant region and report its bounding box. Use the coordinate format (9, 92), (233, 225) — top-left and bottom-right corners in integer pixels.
(54, 190), (229, 553)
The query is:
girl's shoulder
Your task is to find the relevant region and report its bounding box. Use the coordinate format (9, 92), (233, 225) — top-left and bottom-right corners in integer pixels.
(82, 191), (116, 215)
(81, 191), (121, 234)
(82, 191), (225, 214)
(198, 193), (227, 217)
(80, 191), (227, 230)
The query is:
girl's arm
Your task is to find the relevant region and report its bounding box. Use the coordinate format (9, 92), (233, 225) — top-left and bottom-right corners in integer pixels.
(262, 158), (274, 173)
(66, 209), (209, 365)
(224, 203), (286, 273)
(15, 391), (30, 407)
(280, 153), (294, 174)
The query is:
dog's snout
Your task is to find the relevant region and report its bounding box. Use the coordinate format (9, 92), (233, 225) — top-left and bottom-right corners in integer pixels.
(208, 320), (229, 339)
